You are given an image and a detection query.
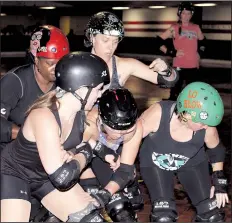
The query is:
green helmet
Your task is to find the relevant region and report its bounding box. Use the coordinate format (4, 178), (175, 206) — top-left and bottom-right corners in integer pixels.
(176, 82), (224, 126)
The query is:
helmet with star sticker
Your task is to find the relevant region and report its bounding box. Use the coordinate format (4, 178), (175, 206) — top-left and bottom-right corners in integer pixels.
(84, 11), (124, 47)
(176, 82), (224, 126)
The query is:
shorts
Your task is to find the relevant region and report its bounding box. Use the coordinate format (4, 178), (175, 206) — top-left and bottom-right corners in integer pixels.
(1, 174), (56, 202)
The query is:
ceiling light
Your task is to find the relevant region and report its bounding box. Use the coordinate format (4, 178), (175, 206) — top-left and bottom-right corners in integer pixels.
(1, 13), (7, 16)
(194, 3), (216, 7)
(149, 6), (166, 9)
(112, 7), (130, 10)
(39, 6), (56, 9)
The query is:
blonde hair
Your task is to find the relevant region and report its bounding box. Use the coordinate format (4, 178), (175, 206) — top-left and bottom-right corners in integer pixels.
(26, 90), (60, 115)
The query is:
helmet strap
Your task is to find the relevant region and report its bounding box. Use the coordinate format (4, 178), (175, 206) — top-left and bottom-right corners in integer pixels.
(72, 88), (93, 132)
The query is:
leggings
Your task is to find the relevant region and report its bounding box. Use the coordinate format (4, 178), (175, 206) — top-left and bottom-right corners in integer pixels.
(170, 68), (199, 100)
(140, 159), (211, 206)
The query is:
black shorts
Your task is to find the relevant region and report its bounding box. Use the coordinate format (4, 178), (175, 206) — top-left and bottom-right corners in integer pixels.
(1, 174), (56, 202)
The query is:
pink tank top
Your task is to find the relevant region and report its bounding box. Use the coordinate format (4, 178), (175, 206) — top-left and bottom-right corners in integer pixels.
(172, 23), (200, 69)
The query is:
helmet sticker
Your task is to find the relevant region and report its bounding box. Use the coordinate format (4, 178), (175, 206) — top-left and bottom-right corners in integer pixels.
(51, 47), (57, 53)
(199, 111), (208, 120)
(184, 90), (202, 109)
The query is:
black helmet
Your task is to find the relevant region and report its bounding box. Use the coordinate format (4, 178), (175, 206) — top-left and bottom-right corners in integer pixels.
(55, 51), (110, 92)
(99, 88), (138, 130)
(84, 11), (124, 47)
(177, 2), (194, 16)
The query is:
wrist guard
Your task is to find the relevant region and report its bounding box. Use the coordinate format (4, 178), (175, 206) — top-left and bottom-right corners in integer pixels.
(212, 170), (227, 193)
(91, 188), (112, 208)
(93, 141), (119, 162)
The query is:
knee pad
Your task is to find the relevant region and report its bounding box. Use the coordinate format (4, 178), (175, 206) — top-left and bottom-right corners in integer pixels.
(194, 198), (225, 222)
(106, 192), (137, 222)
(67, 203), (105, 222)
(79, 178), (100, 195)
(124, 178), (144, 212)
(150, 199), (178, 222)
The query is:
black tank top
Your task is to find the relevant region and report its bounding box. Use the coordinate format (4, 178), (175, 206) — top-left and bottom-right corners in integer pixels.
(140, 101), (207, 170)
(109, 56), (122, 89)
(1, 108), (83, 183)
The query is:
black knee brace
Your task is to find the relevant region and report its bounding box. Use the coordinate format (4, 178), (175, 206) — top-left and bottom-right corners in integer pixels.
(106, 192), (137, 222)
(194, 198), (225, 222)
(124, 178), (144, 212)
(79, 178), (100, 195)
(150, 199), (178, 222)
(67, 203), (105, 222)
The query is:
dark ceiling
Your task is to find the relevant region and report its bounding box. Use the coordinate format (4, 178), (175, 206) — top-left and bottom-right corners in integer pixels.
(1, 1), (230, 16)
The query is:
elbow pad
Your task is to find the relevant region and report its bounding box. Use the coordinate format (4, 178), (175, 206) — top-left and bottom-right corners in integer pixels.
(0, 117), (13, 143)
(198, 37), (207, 57)
(111, 163), (135, 190)
(154, 36), (166, 50)
(48, 159), (81, 191)
(157, 69), (179, 88)
(207, 142), (226, 164)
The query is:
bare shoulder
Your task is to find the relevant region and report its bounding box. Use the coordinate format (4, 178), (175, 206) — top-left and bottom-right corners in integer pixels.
(140, 102), (161, 121)
(115, 55), (140, 66)
(29, 107), (55, 120)
(140, 102), (162, 137)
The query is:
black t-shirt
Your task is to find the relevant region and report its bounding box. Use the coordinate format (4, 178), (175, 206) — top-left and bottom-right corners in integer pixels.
(0, 64), (55, 143)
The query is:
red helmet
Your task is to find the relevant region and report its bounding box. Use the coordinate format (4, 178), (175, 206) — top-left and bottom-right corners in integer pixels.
(36, 25), (70, 59)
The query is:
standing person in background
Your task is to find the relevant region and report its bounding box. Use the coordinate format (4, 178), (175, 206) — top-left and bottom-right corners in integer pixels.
(155, 2), (207, 100)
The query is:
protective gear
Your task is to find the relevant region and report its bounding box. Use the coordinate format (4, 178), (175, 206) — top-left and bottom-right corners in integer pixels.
(91, 188), (112, 208)
(48, 159), (81, 191)
(176, 82), (224, 126)
(157, 69), (179, 88)
(206, 142), (226, 164)
(166, 47), (177, 58)
(177, 2), (195, 16)
(124, 178), (144, 212)
(111, 163), (135, 190)
(36, 25), (69, 59)
(55, 52), (110, 93)
(67, 203), (104, 222)
(93, 141), (119, 162)
(106, 192), (137, 222)
(72, 142), (93, 166)
(55, 52), (110, 130)
(198, 37), (207, 58)
(212, 171), (228, 194)
(194, 198), (225, 222)
(79, 178), (100, 195)
(99, 88), (138, 130)
(154, 36), (166, 50)
(84, 11), (124, 47)
(150, 199), (178, 222)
